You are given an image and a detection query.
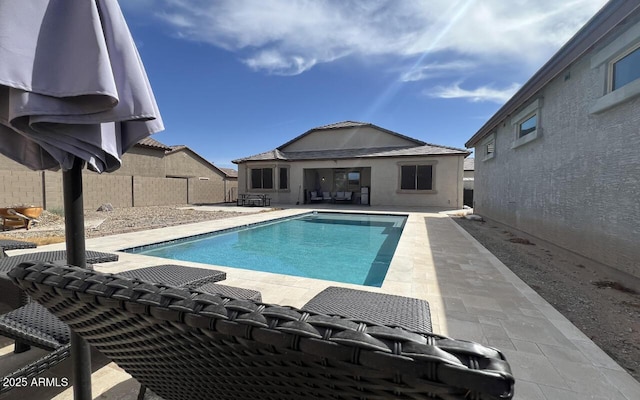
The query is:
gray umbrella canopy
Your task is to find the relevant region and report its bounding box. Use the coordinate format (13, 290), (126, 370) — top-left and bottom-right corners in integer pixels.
(0, 0), (163, 172)
(0, 2), (163, 398)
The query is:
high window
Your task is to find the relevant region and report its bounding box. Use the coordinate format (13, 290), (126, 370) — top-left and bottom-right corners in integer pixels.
(511, 99), (541, 149)
(611, 45), (640, 91)
(400, 165), (433, 191)
(250, 168), (273, 189)
(589, 21), (640, 114)
(518, 114), (537, 138)
(333, 170), (361, 191)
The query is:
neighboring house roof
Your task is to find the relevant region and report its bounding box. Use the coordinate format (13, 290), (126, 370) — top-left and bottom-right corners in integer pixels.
(277, 120), (426, 150)
(234, 121), (468, 163)
(464, 158), (474, 171)
(136, 137), (172, 151)
(466, 0), (640, 148)
(220, 168), (238, 178)
(166, 145), (230, 178)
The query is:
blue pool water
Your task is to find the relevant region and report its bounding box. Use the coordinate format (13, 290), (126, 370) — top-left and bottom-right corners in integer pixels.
(124, 212), (407, 287)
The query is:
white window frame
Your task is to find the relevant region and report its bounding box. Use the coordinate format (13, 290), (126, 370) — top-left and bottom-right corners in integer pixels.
(608, 43), (640, 92)
(511, 99), (542, 149)
(590, 19), (640, 114)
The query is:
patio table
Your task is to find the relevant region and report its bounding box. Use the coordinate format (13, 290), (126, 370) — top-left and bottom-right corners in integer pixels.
(237, 193), (271, 207)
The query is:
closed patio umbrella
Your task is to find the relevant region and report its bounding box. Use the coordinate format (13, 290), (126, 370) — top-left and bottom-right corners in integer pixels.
(0, 1), (163, 399)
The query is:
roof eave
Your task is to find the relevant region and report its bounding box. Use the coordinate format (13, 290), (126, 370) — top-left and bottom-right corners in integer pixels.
(466, 0), (640, 148)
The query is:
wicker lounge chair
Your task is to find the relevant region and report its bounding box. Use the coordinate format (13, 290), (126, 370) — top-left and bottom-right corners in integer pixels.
(0, 264), (230, 395)
(0, 250), (119, 310)
(9, 262), (515, 400)
(303, 286), (432, 333)
(0, 239), (37, 258)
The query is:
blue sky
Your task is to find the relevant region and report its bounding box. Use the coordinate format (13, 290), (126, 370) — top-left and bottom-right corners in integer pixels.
(121, 0), (608, 169)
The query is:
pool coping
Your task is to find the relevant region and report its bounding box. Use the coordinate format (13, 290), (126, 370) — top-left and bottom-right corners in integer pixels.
(118, 210), (409, 288)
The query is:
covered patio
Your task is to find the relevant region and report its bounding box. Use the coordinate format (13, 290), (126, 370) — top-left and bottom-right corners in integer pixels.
(303, 167), (371, 204)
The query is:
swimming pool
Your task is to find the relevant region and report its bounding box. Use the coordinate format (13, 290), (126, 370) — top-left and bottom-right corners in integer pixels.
(124, 212), (407, 287)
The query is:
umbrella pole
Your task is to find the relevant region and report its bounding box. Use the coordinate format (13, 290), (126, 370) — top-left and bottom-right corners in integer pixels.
(62, 158), (92, 400)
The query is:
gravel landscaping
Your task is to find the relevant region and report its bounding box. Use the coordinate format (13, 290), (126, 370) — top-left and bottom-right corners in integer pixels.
(0, 205), (250, 243)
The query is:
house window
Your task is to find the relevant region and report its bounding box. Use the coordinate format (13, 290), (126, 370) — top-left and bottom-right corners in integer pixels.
(589, 20), (640, 113)
(250, 168), (273, 189)
(279, 167), (288, 190)
(333, 170), (361, 191)
(518, 114), (537, 138)
(610, 44), (640, 91)
(400, 165), (433, 190)
(348, 171), (360, 187)
(511, 99), (541, 149)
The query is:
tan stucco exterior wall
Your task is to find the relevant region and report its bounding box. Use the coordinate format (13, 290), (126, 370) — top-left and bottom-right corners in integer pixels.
(112, 147), (166, 177)
(0, 170), (43, 207)
(281, 126), (416, 152)
(238, 155), (464, 208)
(0, 145), (236, 209)
(165, 150), (236, 203)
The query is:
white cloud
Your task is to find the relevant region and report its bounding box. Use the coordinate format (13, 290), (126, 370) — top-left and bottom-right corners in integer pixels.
(142, 0), (609, 75)
(428, 82), (522, 103)
(400, 61), (477, 82)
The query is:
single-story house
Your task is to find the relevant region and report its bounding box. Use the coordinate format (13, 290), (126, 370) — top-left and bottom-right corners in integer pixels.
(165, 145), (238, 203)
(233, 121), (469, 208)
(465, 0), (640, 282)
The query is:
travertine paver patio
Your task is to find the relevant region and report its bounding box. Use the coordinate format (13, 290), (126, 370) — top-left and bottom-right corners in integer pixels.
(1, 205), (639, 399)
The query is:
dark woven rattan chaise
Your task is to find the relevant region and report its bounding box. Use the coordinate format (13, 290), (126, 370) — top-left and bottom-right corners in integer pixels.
(0, 264), (229, 395)
(0, 239), (37, 258)
(0, 250), (119, 310)
(8, 262), (515, 400)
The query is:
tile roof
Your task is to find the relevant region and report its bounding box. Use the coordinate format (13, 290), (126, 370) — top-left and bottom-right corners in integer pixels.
(464, 158), (475, 171)
(220, 168), (238, 178)
(313, 121), (370, 130)
(234, 144), (468, 163)
(136, 137), (172, 151)
(166, 145), (188, 154)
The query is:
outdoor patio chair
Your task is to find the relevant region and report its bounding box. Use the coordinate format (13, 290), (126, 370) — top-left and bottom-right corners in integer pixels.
(333, 191), (353, 203)
(0, 250), (119, 310)
(9, 261), (515, 400)
(322, 191), (332, 201)
(309, 191), (323, 202)
(0, 263), (234, 395)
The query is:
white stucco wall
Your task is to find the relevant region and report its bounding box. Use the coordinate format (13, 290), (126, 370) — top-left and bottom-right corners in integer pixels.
(473, 18), (640, 280)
